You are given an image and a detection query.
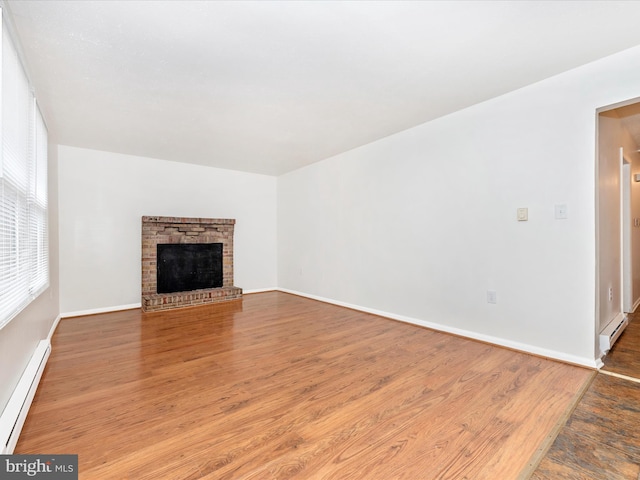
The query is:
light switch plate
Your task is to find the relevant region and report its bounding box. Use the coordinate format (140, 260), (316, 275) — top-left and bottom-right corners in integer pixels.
(487, 290), (497, 304)
(555, 204), (568, 219)
(517, 208), (528, 221)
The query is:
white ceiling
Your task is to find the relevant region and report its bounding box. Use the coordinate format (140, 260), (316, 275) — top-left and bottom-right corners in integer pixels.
(6, 0), (640, 176)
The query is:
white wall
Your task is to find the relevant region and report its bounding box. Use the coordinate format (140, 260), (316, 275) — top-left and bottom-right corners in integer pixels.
(278, 45), (640, 367)
(597, 112), (623, 331)
(58, 146), (277, 314)
(596, 110), (640, 328)
(620, 127), (640, 309)
(0, 145), (59, 415)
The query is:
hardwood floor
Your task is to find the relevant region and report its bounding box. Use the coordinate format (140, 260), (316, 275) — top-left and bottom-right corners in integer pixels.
(530, 312), (640, 479)
(531, 374), (640, 480)
(16, 291), (592, 479)
(602, 311), (640, 379)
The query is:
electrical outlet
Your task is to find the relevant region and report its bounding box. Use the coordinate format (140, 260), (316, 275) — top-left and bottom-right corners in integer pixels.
(487, 290), (497, 304)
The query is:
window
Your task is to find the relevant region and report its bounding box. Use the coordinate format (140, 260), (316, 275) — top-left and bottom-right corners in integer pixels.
(0, 12), (48, 329)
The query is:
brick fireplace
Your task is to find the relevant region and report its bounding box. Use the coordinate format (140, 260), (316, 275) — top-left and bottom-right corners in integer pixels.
(141, 216), (242, 312)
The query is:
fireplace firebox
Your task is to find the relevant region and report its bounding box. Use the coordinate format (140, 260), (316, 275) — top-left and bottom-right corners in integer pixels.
(157, 243), (223, 294)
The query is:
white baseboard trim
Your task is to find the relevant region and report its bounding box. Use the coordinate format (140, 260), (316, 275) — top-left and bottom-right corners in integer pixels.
(243, 288), (278, 294)
(0, 340), (50, 454)
(277, 288), (599, 369)
(61, 303), (141, 318)
(47, 314), (62, 341)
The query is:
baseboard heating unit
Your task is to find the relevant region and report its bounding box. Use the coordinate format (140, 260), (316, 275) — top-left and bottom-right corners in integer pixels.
(0, 340), (50, 454)
(599, 314), (628, 358)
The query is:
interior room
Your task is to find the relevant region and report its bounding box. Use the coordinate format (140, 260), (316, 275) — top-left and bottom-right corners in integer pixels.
(2, 1), (640, 478)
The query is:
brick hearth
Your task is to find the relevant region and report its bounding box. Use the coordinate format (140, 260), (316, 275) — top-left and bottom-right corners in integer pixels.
(141, 216), (242, 312)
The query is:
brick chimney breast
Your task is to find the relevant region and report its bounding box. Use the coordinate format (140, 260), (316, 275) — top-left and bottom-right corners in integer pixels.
(141, 216), (242, 312)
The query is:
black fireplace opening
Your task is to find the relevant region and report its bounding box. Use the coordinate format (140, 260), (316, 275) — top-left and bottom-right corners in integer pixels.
(157, 243), (223, 294)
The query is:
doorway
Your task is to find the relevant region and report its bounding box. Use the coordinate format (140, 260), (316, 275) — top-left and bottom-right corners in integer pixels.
(597, 100), (640, 377)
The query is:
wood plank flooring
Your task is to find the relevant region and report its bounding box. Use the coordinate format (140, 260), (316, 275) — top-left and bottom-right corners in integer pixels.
(602, 310), (640, 379)
(15, 291), (592, 479)
(530, 312), (640, 479)
(531, 374), (640, 479)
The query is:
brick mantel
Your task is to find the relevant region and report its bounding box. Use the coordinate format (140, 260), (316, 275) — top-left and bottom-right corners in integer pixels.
(141, 216), (242, 312)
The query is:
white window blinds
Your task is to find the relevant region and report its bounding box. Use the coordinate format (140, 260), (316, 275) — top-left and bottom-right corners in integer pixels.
(0, 12), (49, 329)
